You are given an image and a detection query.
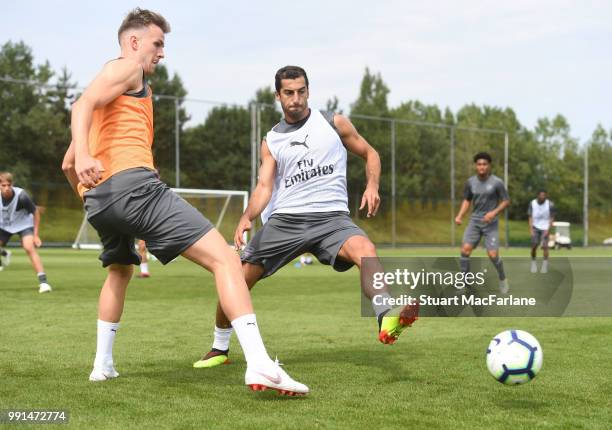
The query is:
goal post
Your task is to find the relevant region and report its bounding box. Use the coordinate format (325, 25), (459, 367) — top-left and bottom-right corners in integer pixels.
(72, 188), (249, 250)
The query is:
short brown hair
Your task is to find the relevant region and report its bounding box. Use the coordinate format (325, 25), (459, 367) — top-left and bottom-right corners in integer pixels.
(0, 172), (13, 184)
(275, 66), (309, 92)
(118, 8), (171, 43)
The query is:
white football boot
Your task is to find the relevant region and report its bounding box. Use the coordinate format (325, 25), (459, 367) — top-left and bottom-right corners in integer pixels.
(38, 283), (52, 293)
(89, 363), (120, 382)
(245, 358), (309, 396)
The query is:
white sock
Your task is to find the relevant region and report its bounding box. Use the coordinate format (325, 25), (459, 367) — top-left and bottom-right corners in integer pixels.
(212, 326), (233, 351)
(231, 314), (273, 370)
(140, 263), (149, 274)
(94, 320), (119, 369)
(372, 292), (392, 318)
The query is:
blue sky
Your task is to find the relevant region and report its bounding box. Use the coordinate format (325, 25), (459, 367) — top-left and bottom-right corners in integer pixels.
(2, 0), (611, 142)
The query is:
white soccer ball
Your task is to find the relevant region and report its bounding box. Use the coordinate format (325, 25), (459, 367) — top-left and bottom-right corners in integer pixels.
(486, 329), (543, 385)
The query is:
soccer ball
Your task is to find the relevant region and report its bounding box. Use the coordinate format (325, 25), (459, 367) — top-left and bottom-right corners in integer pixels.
(486, 329), (543, 385)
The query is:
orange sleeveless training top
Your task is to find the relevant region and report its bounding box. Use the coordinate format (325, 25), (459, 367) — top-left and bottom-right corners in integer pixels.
(77, 79), (155, 197)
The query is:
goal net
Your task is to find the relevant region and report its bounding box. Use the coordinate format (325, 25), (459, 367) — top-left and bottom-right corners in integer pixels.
(72, 188), (249, 250)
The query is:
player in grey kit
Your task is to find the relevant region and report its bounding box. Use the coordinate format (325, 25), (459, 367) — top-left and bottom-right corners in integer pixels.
(455, 152), (510, 292)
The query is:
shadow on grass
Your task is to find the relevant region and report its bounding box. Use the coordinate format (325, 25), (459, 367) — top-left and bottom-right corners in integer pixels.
(123, 343), (425, 389)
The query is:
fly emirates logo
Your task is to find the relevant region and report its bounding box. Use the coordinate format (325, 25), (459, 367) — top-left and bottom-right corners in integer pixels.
(284, 158), (335, 188)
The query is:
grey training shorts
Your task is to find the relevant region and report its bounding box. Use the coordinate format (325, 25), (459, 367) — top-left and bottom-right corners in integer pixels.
(462, 218), (500, 251)
(86, 179), (213, 267)
(531, 227), (549, 248)
(242, 211), (367, 278)
(0, 227), (34, 245)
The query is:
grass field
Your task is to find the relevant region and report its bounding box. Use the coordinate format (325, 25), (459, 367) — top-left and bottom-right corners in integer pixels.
(2, 247), (612, 429)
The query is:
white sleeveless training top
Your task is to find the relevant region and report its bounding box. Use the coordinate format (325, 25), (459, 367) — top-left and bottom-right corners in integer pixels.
(261, 109), (349, 223)
(530, 199), (551, 230)
(0, 187), (34, 233)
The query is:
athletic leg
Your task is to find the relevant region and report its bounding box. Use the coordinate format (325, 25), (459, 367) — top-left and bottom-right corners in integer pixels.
(336, 235), (418, 344)
(194, 214), (307, 370)
(0, 237), (7, 270)
(194, 263), (264, 369)
(530, 229), (540, 273)
(137, 240), (150, 277)
(482, 221), (507, 295)
(21, 234), (44, 274)
(21, 234), (51, 292)
(90, 263), (133, 381)
(461, 220), (482, 273)
(541, 231), (550, 273)
(460, 243), (474, 273)
(183, 229), (308, 394)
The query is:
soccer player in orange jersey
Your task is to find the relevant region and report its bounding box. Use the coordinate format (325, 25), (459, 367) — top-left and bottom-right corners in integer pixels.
(61, 8), (307, 395)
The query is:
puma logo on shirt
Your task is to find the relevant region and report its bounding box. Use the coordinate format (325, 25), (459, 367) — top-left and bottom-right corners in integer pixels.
(289, 134), (309, 149)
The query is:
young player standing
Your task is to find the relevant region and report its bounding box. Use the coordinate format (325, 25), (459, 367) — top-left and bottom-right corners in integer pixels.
(62, 9), (307, 395)
(194, 66), (416, 369)
(454, 152), (510, 293)
(0, 172), (52, 293)
(528, 190), (555, 273)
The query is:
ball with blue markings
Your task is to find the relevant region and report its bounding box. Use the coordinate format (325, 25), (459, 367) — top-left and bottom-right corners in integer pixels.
(486, 329), (543, 385)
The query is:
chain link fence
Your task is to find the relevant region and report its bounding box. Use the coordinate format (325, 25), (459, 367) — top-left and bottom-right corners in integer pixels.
(1, 76), (611, 247)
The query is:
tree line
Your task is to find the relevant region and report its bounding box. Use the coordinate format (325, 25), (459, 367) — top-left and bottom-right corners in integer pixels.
(1, 40), (611, 224)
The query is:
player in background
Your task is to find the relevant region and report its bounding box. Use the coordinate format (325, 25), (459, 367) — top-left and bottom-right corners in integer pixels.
(0, 172), (52, 293)
(454, 152), (510, 293)
(61, 9), (307, 395)
(528, 190), (555, 273)
(194, 66), (417, 369)
(136, 239), (151, 278)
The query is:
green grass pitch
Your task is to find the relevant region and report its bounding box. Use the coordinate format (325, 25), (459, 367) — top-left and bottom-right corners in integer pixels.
(1, 247), (612, 429)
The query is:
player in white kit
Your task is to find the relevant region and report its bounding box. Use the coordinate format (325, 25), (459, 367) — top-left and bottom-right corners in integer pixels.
(194, 66), (417, 369)
(0, 172), (52, 293)
(528, 190), (555, 273)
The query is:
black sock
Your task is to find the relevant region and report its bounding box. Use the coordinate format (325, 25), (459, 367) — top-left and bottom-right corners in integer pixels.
(460, 253), (470, 273)
(491, 256), (505, 281)
(38, 273), (48, 283)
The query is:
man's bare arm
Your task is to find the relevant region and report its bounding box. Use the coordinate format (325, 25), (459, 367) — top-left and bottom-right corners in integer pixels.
(484, 199), (510, 223)
(61, 141), (79, 194)
(71, 59), (143, 189)
(334, 114), (381, 217)
(455, 200), (471, 225)
(233, 140), (277, 248)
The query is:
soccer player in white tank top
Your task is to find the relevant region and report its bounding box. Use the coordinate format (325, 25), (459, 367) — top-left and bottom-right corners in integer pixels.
(0, 172), (52, 293)
(194, 66), (418, 369)
(528, 190), (555, 273)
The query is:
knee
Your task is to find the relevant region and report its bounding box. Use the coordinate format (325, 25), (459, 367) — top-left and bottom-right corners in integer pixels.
(108, 264), (133, 280)
(461, 245), (472, 256)
(488, 251), (499, 260)
(23, 244), (35, 255)
(213, 249), (242, 273)
(348, 238), (377, 267)
(358, 239), (377, 258)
